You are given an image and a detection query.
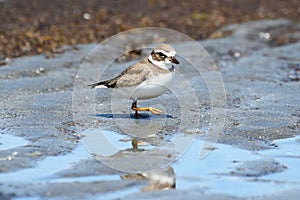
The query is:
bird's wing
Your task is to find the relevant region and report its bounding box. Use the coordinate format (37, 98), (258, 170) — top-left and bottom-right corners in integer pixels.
(115, 63), (151, 87)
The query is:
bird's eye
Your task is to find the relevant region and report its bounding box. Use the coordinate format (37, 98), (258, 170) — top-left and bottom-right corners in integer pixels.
(158, 52), (166, 58)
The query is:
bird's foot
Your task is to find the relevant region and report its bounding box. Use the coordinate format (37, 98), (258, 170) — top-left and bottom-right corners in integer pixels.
(131, 107), (163, 117)
(148, 107), (163, 115)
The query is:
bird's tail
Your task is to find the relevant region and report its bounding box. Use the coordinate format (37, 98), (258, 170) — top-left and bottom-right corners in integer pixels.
(88, 82), (106, 89)
(88, 80), (116, 89)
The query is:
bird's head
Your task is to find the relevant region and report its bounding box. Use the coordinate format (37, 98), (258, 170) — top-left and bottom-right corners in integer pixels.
(148, 44), (179, 69)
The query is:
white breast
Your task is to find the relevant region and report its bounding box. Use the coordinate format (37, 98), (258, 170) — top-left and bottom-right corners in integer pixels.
(116, 70), (174, 100)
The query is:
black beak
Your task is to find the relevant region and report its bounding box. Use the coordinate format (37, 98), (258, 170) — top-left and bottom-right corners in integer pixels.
(171, 57), (179, 64)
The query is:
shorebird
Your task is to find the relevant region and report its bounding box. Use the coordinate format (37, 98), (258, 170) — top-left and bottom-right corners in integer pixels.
(89, 44), (179, 118)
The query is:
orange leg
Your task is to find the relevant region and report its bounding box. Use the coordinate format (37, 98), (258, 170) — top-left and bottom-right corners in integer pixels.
(131, 100), (162, 118)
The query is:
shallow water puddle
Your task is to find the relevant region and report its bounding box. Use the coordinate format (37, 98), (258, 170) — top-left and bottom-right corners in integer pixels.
(173, 135), (300, 197)
(81, 128), (300, 198)
(0, 144), (91, 182)
(260, 136), (300, 183)
(0, 129), (299, 199)
(0, 133), (28, 151)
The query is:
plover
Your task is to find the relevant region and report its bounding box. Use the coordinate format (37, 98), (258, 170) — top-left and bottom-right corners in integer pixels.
(89, 44), (179, 118)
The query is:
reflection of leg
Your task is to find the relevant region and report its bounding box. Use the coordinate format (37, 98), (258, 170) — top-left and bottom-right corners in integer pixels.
(132, 139), (147, 150)
(132, 139), (138, 149)
(131, 100), (163, 118)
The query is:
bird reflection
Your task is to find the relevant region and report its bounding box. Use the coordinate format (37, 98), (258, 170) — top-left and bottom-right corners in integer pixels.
(92, 136), (177, 175)
(121, 166), (176, 192)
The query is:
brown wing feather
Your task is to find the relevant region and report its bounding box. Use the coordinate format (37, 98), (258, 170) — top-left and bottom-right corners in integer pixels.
(115, 63), (150, 87)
